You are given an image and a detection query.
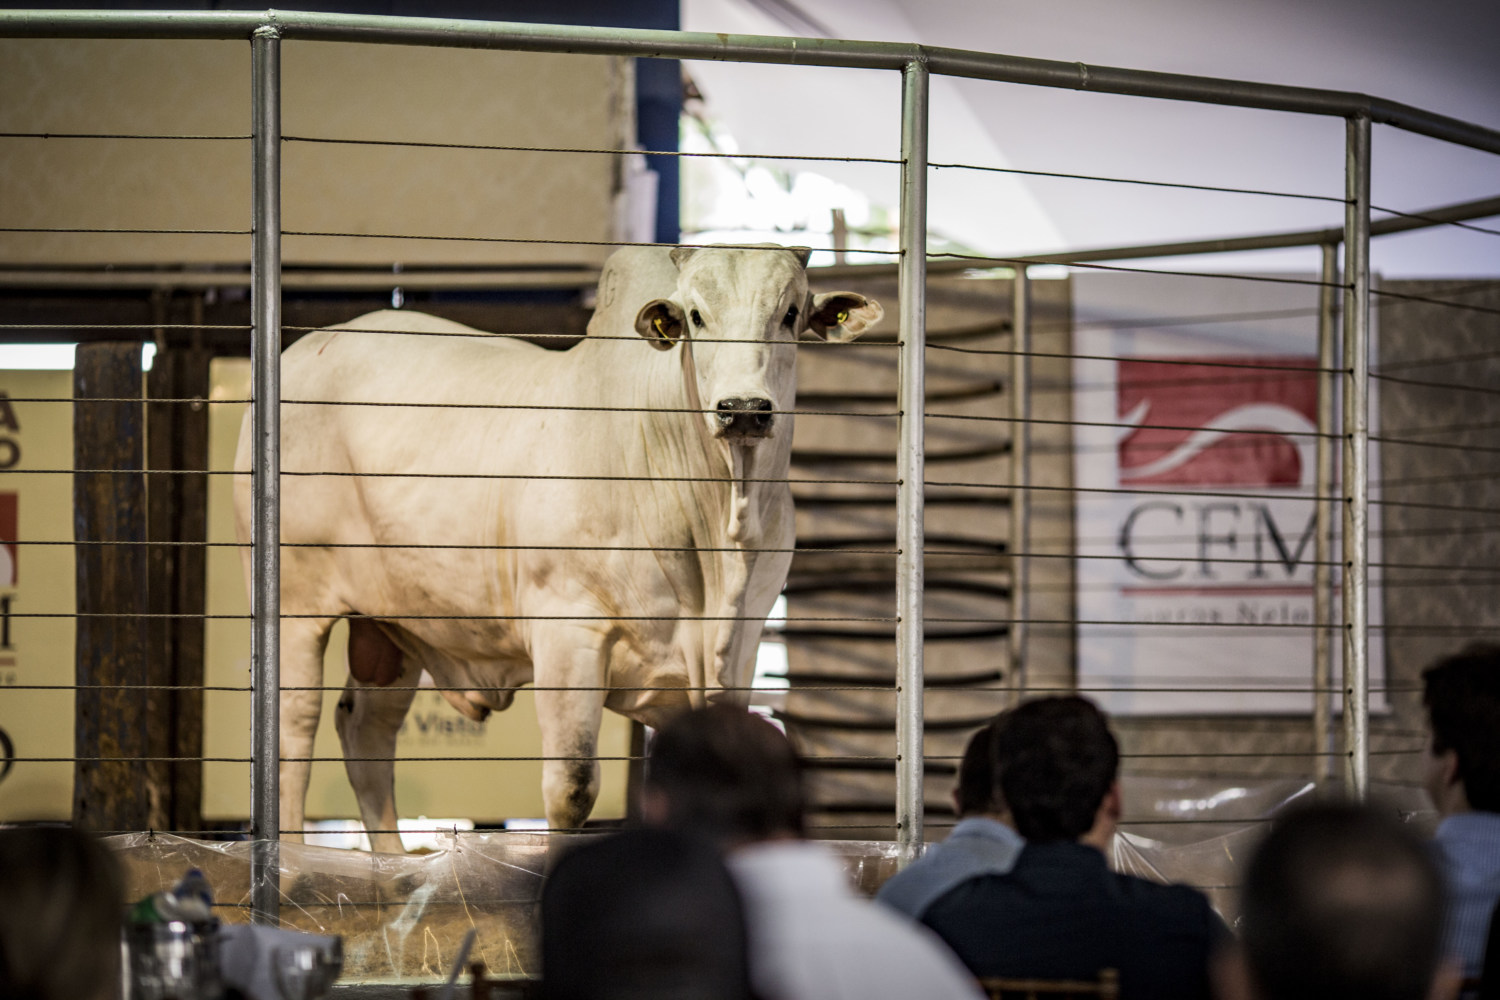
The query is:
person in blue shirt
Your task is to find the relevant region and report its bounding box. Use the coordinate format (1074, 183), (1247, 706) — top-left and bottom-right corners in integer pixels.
(1423, 642), (1500, 980)
(876, 712), (1024, 920)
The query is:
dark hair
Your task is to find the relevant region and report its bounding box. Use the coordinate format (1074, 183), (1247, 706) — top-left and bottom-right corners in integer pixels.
(1423, 643), (1500, 811)
(541, 827), (754, 1000)
(645, 704), (805, 843)
(0, 826), (125, 1000)
(994, 696), (1118, 842)
(1240, 802), (1445, 1000)
(954, 718), (1003, 818)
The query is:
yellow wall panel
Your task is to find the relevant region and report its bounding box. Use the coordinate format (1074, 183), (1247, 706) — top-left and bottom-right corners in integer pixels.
(0, 372), (79, 821)
(0, 39), (625, 268)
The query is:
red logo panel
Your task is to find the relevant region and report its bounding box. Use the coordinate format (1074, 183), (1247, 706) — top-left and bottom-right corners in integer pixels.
(1117, 357), (1317, 488)
(0, 493), (14, 586)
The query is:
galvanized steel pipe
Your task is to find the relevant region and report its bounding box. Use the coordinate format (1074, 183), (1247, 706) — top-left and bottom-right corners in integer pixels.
(1341, 115), (1371, 800)
(250, 24), (282, 924)
(1312, 241), (1338, 782)
(1009, 268), (1031, 699)
(895, 58), (929, 863)
(2, 11), (1498, 156)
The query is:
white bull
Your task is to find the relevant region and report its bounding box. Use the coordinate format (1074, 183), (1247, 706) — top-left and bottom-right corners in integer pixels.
(233, 244), (881, 853)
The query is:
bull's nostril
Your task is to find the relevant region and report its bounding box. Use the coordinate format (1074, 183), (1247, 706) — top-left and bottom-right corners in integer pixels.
(714, 397), (776, 437)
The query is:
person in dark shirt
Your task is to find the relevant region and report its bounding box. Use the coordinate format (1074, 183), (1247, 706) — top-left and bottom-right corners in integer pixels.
(921, 695), (1225, 1000)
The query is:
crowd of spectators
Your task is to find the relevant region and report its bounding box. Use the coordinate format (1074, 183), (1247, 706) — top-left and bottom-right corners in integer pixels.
(545, 643), (1500, 1000)
(6, 643), (1500, 1000)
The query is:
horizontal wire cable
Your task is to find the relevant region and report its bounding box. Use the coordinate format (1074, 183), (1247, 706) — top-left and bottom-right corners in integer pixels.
(16, 610), (1476, 631)
(0, 323), (250, 332)
(1378, 471), (1500, 490)
(282, 134), (901, 166)
(10, 748), (1410, 764)
(0, 683), (1430, 695)
(291, 323), (898, 348)
(926, 408), (1339, 441)
(0, 226), (249, 236)
(929, 160), (1344, 204)
(286, 134), (1347, 207)
(283, 229), (907, 254)
(1374, 436), (1500, 458)
(931, 250), (1348, 289)
(1370, 371), (1500, 398)
(925, 340), (1344, 375)
(1372, 286), (1500, 318)
(923, 478), (1333, 504)
(1369, 204), (1500, 239)
(1375, 418), (1500, 439)
(1376, 348), (1500, 375)
(0, 131), (248, 141)
(1, 469), (903, 486)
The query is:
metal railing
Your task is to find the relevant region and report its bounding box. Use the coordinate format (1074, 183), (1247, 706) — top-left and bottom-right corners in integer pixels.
(4, 8), (1499, 927)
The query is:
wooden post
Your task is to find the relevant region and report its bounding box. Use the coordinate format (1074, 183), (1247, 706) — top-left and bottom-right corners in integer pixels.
(147, 348), (211, 833)
(73, 343), (149, 832)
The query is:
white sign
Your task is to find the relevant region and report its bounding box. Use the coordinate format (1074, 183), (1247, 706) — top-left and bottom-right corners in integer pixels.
(1072, 273), (1384, 714)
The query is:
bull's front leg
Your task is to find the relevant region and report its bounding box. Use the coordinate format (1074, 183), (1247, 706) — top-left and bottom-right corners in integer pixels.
(531, 624), (608, 831)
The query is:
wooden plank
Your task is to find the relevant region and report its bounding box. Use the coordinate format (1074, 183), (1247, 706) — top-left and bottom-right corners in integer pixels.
(147, 347), (212, 832)
(73, 342), (149, 832)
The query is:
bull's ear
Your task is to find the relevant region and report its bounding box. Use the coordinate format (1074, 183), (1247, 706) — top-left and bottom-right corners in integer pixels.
(635, 299), (685, 350)
(805, 291), (883, 343)
(669, 246), (698, 269)
(787, 246), (813, 268)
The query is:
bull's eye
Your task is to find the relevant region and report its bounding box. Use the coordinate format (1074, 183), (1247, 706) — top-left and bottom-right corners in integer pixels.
(835, 309), (850, 325)
(783, 305), (799, 327)
(690, 309), (705, 328)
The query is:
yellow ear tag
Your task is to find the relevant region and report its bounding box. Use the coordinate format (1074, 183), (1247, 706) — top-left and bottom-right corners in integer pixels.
(836, 310), (850, 325)
(653, 317), (667, 335)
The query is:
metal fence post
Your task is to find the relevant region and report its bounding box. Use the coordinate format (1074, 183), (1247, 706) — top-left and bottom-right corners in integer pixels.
(1312, 241), (1339, 781)
(1009, 267), (1031, 699)
(895, 57), (929, 863)
(1341, 114), (1371, 799)
(250, 23), (283, 924)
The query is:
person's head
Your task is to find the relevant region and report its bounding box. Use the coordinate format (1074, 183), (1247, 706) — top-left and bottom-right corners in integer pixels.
(643, 704), (805, 845)
(953, 715), (1007, 819)
(1222, 801), (1453, 1000)
(1422, 642), (1500, 815)
(0, 826), (126, 1000)
(994, 696), (1119, 844)
(542, 827), (754, 1000)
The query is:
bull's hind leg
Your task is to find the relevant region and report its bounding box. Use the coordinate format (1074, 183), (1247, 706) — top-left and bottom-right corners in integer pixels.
(280, 615), (337, 843)
(532, 625), (608, 831)
(336, 621), (420, 854)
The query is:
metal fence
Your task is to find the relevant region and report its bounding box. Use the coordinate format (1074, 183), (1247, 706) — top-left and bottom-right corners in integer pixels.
(2, 8), (1498, 931)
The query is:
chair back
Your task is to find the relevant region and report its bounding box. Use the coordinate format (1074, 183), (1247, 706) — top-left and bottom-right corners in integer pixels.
(980, 968), (1121, 1000)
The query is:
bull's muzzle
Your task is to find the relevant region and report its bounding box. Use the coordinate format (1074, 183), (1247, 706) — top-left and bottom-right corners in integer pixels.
(716, 397), (775, 439)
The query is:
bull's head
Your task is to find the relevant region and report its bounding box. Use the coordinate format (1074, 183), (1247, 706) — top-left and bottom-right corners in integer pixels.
(632, 245), (883, 445)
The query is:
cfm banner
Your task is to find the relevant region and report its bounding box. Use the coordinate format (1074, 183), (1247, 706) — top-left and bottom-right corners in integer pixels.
(1071, 273), (1385, 715)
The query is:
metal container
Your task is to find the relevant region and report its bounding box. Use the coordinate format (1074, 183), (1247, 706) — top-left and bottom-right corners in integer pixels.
(124, 920), (223, 1000)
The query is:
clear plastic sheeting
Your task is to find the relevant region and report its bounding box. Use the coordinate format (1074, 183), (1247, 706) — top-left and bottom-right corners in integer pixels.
(106, 832), (904, 985)
(107, 831), (550, 983)
(104, 778), (1435, 984)
(1108, 776), (1436, 927)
